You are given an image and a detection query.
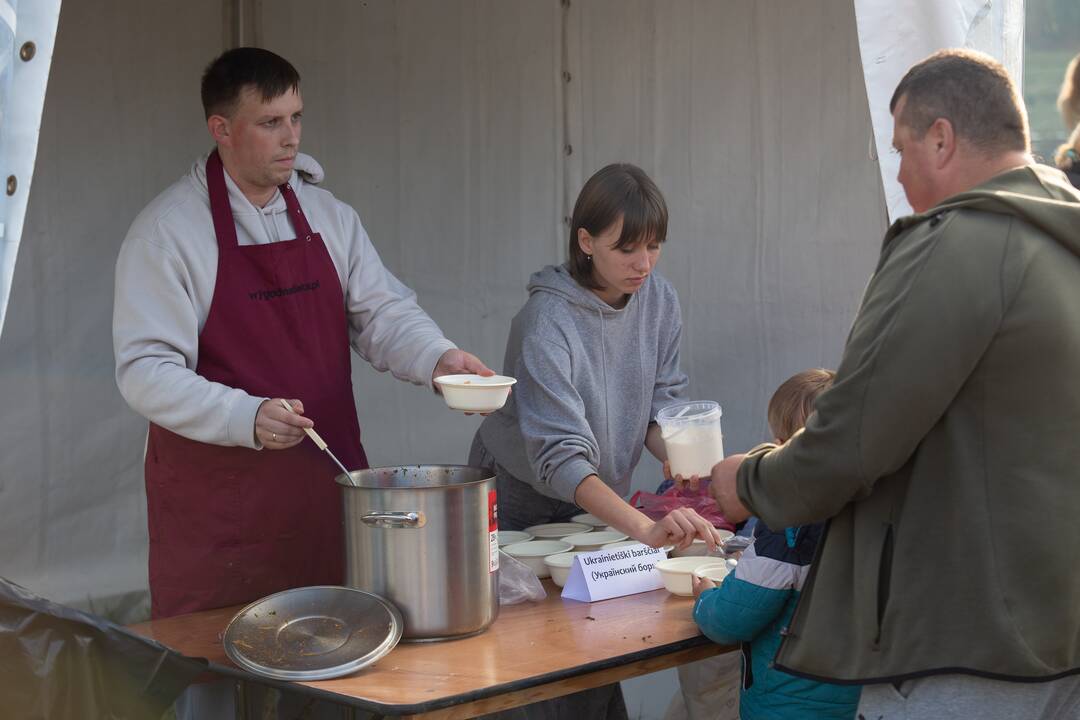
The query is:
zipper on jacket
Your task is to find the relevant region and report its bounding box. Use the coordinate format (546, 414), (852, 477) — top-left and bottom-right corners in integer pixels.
(774, 519), (830, 660)
(874, 523), (895, 647)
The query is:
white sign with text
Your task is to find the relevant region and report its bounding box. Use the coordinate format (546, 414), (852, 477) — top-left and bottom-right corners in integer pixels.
(561, 543), (668, 602)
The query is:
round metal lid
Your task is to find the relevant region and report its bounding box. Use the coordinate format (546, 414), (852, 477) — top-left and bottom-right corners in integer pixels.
(223, 585), (402, 681)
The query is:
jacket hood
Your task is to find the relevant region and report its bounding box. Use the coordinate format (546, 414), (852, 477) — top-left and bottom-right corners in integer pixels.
(885, 164), (1080, 256)
(187, 151), (325, 204)
(526, 264), (633, 314)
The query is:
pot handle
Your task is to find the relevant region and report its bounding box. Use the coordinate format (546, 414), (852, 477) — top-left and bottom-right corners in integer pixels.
(360, 511), (426, 529)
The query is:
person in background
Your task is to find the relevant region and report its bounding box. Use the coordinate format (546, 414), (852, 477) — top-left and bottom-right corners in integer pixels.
(692, 368), (859, 720)
(1055, 52), (1080, 188)
(710, 49), (1080, 719)
(1054, 125), (1080, 188)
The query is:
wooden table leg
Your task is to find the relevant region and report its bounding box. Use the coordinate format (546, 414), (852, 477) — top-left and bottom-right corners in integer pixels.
(234, 680), (248, 720)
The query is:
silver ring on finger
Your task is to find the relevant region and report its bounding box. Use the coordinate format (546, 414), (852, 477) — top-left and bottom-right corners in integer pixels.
(272, 432), (278, 442)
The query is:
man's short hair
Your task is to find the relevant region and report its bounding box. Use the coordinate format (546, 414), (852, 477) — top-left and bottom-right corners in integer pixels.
(889, 48), (1029, 155)
(767, 368), (836, 444)
(200, 47), (300, 119)
(567, 163), (668, 290)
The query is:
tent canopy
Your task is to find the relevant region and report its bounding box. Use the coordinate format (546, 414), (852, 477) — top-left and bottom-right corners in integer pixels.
(0, 0), (1022, 624)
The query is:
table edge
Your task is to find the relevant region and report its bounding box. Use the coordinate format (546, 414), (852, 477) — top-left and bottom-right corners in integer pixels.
(199, 633), (718, 714)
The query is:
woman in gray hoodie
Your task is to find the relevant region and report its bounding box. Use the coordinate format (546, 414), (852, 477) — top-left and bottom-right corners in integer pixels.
(472, 163), (723, 554)
(470, 162), (723, 720)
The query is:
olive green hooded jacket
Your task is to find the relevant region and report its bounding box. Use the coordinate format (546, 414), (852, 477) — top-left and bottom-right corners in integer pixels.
(737, 164), (1080, 684)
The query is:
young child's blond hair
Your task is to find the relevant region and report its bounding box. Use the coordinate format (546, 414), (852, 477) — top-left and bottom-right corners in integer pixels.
(766, 368), (836, 444)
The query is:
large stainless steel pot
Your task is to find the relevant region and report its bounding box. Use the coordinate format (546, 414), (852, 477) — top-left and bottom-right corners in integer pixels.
(337, 465), (499, 641)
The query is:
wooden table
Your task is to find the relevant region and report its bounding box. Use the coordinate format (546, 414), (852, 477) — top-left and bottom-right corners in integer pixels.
(129, 581), (730, 719)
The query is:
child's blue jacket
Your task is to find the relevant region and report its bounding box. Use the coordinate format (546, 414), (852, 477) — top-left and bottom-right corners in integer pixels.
(693, 522), (860, 719)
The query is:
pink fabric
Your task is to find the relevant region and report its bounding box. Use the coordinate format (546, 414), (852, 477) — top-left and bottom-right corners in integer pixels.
(630, 480), (735, 531)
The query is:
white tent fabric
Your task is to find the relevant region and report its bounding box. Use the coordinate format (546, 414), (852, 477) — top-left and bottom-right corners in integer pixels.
(0, 0), (887, 631)
(853, 0), (1026, 220)
(0, 0), (61, 334)
(0, 0), (1021, 670)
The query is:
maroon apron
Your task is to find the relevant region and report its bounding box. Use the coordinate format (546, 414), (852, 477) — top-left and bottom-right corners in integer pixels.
(145, 150), (368, 619)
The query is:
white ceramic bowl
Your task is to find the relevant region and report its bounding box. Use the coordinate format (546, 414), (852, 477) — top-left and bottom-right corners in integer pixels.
(433, 374), (517, 413)
(669, 530), (736, 558)
(543, 551), (581, 587)
(524, 522), (592, 539)
(497, 530), (534, 547)
(571, 513), (607, 528)
(562, 531), (629, 552)
(503, 540), (573, 578)
(692, 561), (734, 584)
(656, 556), (719, 596)
(601, 540), (643, 550)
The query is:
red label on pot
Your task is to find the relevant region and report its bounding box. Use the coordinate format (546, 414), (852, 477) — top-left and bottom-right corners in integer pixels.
(488, 490), (499, 573)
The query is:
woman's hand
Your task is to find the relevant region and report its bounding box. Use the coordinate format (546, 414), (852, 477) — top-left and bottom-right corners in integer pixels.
(639, 507), (725, 551)
(662, 461), (701, 491)
(692, 574), (716, 599)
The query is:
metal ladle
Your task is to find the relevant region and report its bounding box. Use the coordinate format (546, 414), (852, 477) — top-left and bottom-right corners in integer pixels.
(278, 399), (356, 485)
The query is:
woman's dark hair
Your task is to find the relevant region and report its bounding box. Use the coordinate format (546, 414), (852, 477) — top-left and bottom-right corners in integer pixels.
(201, 47), (300, 119)
(567, 164), (669, 290)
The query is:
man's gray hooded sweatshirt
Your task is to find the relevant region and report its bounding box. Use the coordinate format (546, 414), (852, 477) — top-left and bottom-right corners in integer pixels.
(477, 264), (687, 502)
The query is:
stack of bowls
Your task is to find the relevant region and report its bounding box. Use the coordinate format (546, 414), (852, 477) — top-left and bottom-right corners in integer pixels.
(542, 552), (581, 587)
(571, 513), (612, 532)
(562, 531), (628, 552)
(669, 530), (736, 557)
(655, 556), (728, 596)
(505, 520), (600, 582)
(497, 530), (534, 547)
(693, 560), (735, 584)
(523, 522), (592, 539)
(502, 540), (574, 578)
(601, 540), (643, 550)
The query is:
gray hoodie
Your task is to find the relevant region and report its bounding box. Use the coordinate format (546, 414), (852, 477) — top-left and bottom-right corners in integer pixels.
(477, 264), (687, 502)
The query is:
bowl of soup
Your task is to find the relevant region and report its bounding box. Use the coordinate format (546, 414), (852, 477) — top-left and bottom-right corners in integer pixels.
(433, 374), (517, 413)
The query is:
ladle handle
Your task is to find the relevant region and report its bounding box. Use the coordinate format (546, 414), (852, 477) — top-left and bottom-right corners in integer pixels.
(278, 398), (328, 450)
(277, 399), (353, 479)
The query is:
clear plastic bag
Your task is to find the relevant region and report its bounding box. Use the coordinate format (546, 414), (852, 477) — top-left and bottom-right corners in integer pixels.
(630, 479), (736, 531)
(497, 550), (547, 605)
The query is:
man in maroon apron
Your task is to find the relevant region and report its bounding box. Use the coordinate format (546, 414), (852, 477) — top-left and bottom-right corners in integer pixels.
(114, 48), (491, 619)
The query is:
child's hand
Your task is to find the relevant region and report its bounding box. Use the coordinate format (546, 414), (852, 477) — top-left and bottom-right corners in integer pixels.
(663, 461), (702, 491)
(692, 574), (716, 599)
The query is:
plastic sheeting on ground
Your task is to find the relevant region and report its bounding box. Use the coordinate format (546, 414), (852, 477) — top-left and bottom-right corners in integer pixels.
(0, 576), (206, 719)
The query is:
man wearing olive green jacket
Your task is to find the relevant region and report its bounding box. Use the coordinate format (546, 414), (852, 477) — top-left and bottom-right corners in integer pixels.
(712, 49), (1080, 719)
